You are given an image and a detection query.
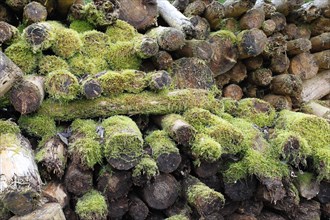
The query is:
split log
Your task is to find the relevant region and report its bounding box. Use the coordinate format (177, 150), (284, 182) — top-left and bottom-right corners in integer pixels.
(270, 53), (290, 74)
(237, 28), (267, 59)
(227, 61), (247, 83)
(270, 74), (303, 97)
(0, 21), (18, 45)
(23, 2), (47, 25)
(243, 56), (263, 71)
(240, 8), (265, 29)
(248, 68), (273, 86)
(311, 32), (330, 53)
(141, 174), (179, 210)
(152, 51), (173, 70)
(203, 1), (225, 30)
(9, 75), (44, 114)
(263, 94), (292, 110)
(42, 182), (69, 208)
(313, 49), (330, 70)
(36, 89), (222, 121)
(172, 0), (189, 11)
(189, 15), (210, 40)
(118, 0), (157, 30)
(261, 19), (276, 36)
(301, 70), (330, 102)
(223, 84), (243, 100)
(223, 0), (257, 18)
(289, 52), (319, 80)
(0, 51), (23, 97)
(157, 0), (195, 37)
(102, 116), (143, 170)
(128, 194), (149, 220)
(171, 57), (215, 89)
(9, 203), (66, 220)
(302, 101), (330, 121)
(286, 38), (312, 56)
(224, 176), (258, 202)
(64, 163), (93, 196)
(183, 0), (205, 17)
(174, 39), (213, 61)
(147, 26), (185, 51)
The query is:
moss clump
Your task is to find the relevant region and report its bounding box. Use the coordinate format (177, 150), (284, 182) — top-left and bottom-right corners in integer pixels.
(275, 110), (330, 149)
(106, 41), (141, 70)
(234, 98), (277, 127)
(209, 30), (237, 44)
(5, 40), (41, 74)
(23, 22), (56, 52)
(191, 134), (222, 162)
(69, 20), (94, 33)
(45, 69), (80, 101)
(312, 148), (330, 180)
(52, 28), (82, 59)
(69, 119), (103, 169)
(145, 130), (179, 159)
(38, 55), (69, 75)
(75, 190), (108, 220)
(0, 120), (20, 134)
(105, 19), (139, 43)
(102, 116), (143, 162)
(165, 214), (189, 220)
(221, 97), (239, 114)
(68, 54), (108, 76)
(80, 2), (117, 28)
(132, 156), (159, 178)
(0, 133), (20, 153)
(81, 30), (111, 58)
(18, 115), (56, 138)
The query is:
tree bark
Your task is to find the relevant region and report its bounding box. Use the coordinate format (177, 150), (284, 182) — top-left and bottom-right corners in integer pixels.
(9, 203), (66, 220)
(301, 70), (330, 102)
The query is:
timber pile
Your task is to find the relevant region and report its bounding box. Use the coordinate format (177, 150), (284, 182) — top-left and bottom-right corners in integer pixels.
(0, 0), (329, 219)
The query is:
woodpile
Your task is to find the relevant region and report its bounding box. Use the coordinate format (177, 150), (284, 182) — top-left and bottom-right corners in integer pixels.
(0, 0), (329, 219)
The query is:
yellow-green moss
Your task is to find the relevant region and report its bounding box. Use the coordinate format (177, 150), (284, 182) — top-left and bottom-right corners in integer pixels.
(52, 28), (82, 59)
(191, 134), (222, 162)
(221, 97), (239, 114)
(106, 41), (141, 70)
(275, 110), (330, 149)
(45, 69), (80, 101)
(76, 190), (108, 220)
(70, 20), (94, 33)
(23, 22), (56, 52)
(0, 133), (20, 153)
(105, 19), (139, 43)
(5, 40), (41, 74)
(165, 214), (189, 220)
(0, 120), (20, 134)
(38, 55), (69, 75)
(145, 130), (179, 159)
(81, 30), (111, 58)
(81, 2), (117, 27)
(294, 172), (316, 194)
(132, 155), (159, 178)
(68, 54), (108, 76)
(18, 115), (56, 138)
(312, 148), (330, 181)
(209, 30), (237, 44)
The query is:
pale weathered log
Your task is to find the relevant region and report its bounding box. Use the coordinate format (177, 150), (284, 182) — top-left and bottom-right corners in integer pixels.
(301, 70), (330, 102)
(287, 1), (321, 23)
(302, 101), (330, 121)
(42, 182), (69, 208)
(9, 203), (66, 220)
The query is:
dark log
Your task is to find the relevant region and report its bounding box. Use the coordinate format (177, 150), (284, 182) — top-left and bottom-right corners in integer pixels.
(289, 52), (318, 80)
(203, 1), (225, 30)
(183, 0), (205, 17)
(190, 15), (210, 40)
(128, 194), (149, 220)
(147, 70), (172, 91)
(263, 94), (292, 111)
(294, 200), (321, 220)
(223, 84), (243, 100)
(0, 51), (23, 97)
(219, 17), (240, 33)
(0, 21), (18, 45)
(317, 181), (330, 203)
(64, 163), (93, 196)
(172, 154), (191, 179)
(102, 116), (143, 170)
(23, 2), (47, 25)
(286, 38), (312, 56)
(4, 0), (30, 11)
(0, 3), (15, 23)
(282, 23), (298, 40)
(42, 182), (69, 208)
(227, 61), (247, 84)
(240, 8), (265, 29)
(97, 167), (132, 200)
(164, 198), (192, 219)
(141, 174), (179, 210)
(172, 57), (215, 89)
(237, 200), (263, 217)
(257, 211), (286, 220)
(208, 30), (238, 76)
(81, 77), (102, 99)
(147, 26), (185, 51)
(108, 197), (129, 219)
(311, 32), (330, 53)
(321, 203), (330, 219)
(118, 0), (157, 30)
(301, 70), (330, 102)
(9, 203), (66, 220)
(313, 49), (330, 70)
(224, 176), (258, 202)
(225, 213), (256, 220)
(193, 160), (220, 178)
(248, 68), (272, 86)
(172, 0), (189, 11)
(270, 53), (290, 74)
(132, 155), (159, 186)
(223, 0), (257, 18)
(311, 16), (330, 36)
(215, 73), (231, 89)
(174, 39), (212, 61)
(237, 28), (267, 59)
(9, 75), (44, 114)
(199, 174), (223, 192)
(152, 51), (173, 70)
(23, 22), (55, 52)
(243, 56), (263, 71)
(261, 19), (276, 36)
(256, 177), (286, 204)
(270, 74), (303, 97)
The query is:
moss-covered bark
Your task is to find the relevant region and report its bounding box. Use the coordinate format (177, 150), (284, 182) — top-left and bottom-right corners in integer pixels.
(75, 190), (108, 220)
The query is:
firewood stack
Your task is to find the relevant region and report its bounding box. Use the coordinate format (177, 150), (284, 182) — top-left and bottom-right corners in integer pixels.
(0, 0), (329, 219)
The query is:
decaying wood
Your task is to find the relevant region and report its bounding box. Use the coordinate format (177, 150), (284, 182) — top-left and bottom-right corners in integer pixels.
(42, 182), (69, 208)
(9, 203), (66, 220)
(81, 77), (102, 99)
(135, 37), (159, 59)
(303, 101), (330, 121)
(224, 177), (258, 202)
(193, 160), (220, 178)
(310, 32), (330, 53)
(311, 16), (330, 36)
(237, 28), (267, 59)
(263, 94), (292, 110)
(243, 56), (263, 71)
(108, 197), (129, 219)
(190, 15), (210, 40)
(128, 194), (149, 220)
(301, 70), (330, 102)
(240, 8), (265, 29)
(147, 70), (172, 91)
(172, 0), (189, 12)
(223, 0), (257, 18)
(270, 53), (290, 74)
(248, 68), (273, 86)
(227, 61), (247, 83)
(152, 51), (173, 70)
(174, 39), (212, 61)
(313, 49), (330, 70)
(147, 26), (185, 51)
(272, 0), (304, 16)
(183, 0), (205, 17)
(270, 74), (303, 97)
(262, 19), (276, 36)
(0, 21), (18, 45)
(64, 163), (93, 196)
(270, 12), (287, 31)
(0, 3), (15, 23)
(203, 1), (225, 30)
(289, 52), (319, 80)
(23, 2), (47, 25)
(286, 38), (312, 56)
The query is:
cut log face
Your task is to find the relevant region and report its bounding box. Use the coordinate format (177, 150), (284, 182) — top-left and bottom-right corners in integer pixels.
(0, 21), (18, 45)
(203, 1), (225, 30)
(224, 176), (258, 201)
(270, 74), (303, 97)
(223, 84), (243, 100)
(263, 94), (292, 110)
(152, 51), (173, 70)
(289, 52), (319, 80)
(175, 39), (213, 61)
(118, 0), (158, 30)
(64, 163), (93, 196)
(311, 32), (330, 52)
(248, 68), (273, 86)
(42, 182), (69, 208)
(223, 0), (257, 18)
(227, 61), (247, 84)
(313, 49), (330, 70)
(189, 15), (210, 40)
(237, 28), (267, 59)
(286, 38), (312, 56)
(128, 194), (149, 220)
(107, 197), (129, 219)
(23, 2), (47, 25)
(240, 8), (265, 29)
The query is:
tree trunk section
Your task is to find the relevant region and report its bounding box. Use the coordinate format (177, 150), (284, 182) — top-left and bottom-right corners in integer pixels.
(147, 26), (185, 51)
(286, 38), (312, 56)
(203, 1), (225, 30)
(64, 163), (93, 196)
(223, 0), (257, 18)
(152, 51), (173, 70)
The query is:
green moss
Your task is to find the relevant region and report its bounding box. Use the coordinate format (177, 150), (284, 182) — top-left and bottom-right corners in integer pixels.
(221, 98), (239, 114)
(38, 55), (69, 75)
(295, 172), (315, 192)
(234, 98), (277, 127)
(106, 19), (139, 43)
(102, 116), (143, 160)
(276, 110), (330, 150)
(0, 96), (10, 109)
(165, 214), (189, 220)
(121, 69), (148, 93)
(5, 40), (41, 74)
(81, 30), (111, 58)
(76, 190), (108, 220)
(145, 130), (179, 159)
(191, 134), (222, 162)
(209, 30), (237, 44)
(0, 133), (20, 153)
(52, 28), (82, 59)
(18, 115), (56, 138)
(0, 120), (20, 134)
(45, 69), (80, 101)
(161, 114), (196, 142)
(81, 2), (117, 27)
(312, 148), (330, 181)
(106, 41), (141, 70)
(23, 22), (56, 52)
(68, 54), (108, 76)
(70, 20), (95, 33)
(132, 155), (159, 178)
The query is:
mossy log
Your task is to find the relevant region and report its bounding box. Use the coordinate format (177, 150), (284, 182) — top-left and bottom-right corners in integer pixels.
(171, 57), (215, 90)
(219, 17), (241, 33)
(302, 101), (330, 121)
(36, 89), (222, 121)
(313, 49), (330, 70)
(240, 8), (265, 29)
(183, 0), (205, 17)
(223, 0), (257, 18)
(75, 190), (108, 220)
(141, 173), (179, 210)
(97, 166), (132, 200)
(294, 172), (320, 200)
(9, 203), (66, 220)
(174, 39), (212, 61)
(147, 26), (185, 51)
(135, 36), (159, 59)
(145, 130), (181, 173)
(23, 2), (47, 25)
(9, 75), (44, 114)
(147, 70), (172, 91)
(81, 78), (102, 99)
(132, 155), (159, 186)
(311, 32), (330, 52)
(237, 28), (267, 59)
(0, 51), (23, 97)
(42, 182), (69, 208)
(0, 21), (18, 45)
(208, 30), (238, 76)
(157, 0), (195, 37)
(152, 51), (173, 70)
(203, 1), (225, 30)
(0, 121), (42, 216)
(190, 15), (210, 40)
(289, 52), (319, 80)
(23, 22), (56, 52)
(248, 68), (273, 86)
(286, 38), (312, 56)
(128, 194), (149, 220)
(301, 70), (330, 102)
(64, 163), (93, 196)
(263, 94), (292, 111)
(223, 84), (243, 100)
(262, 19), (276, 36)
(270, 74), (303, 97)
